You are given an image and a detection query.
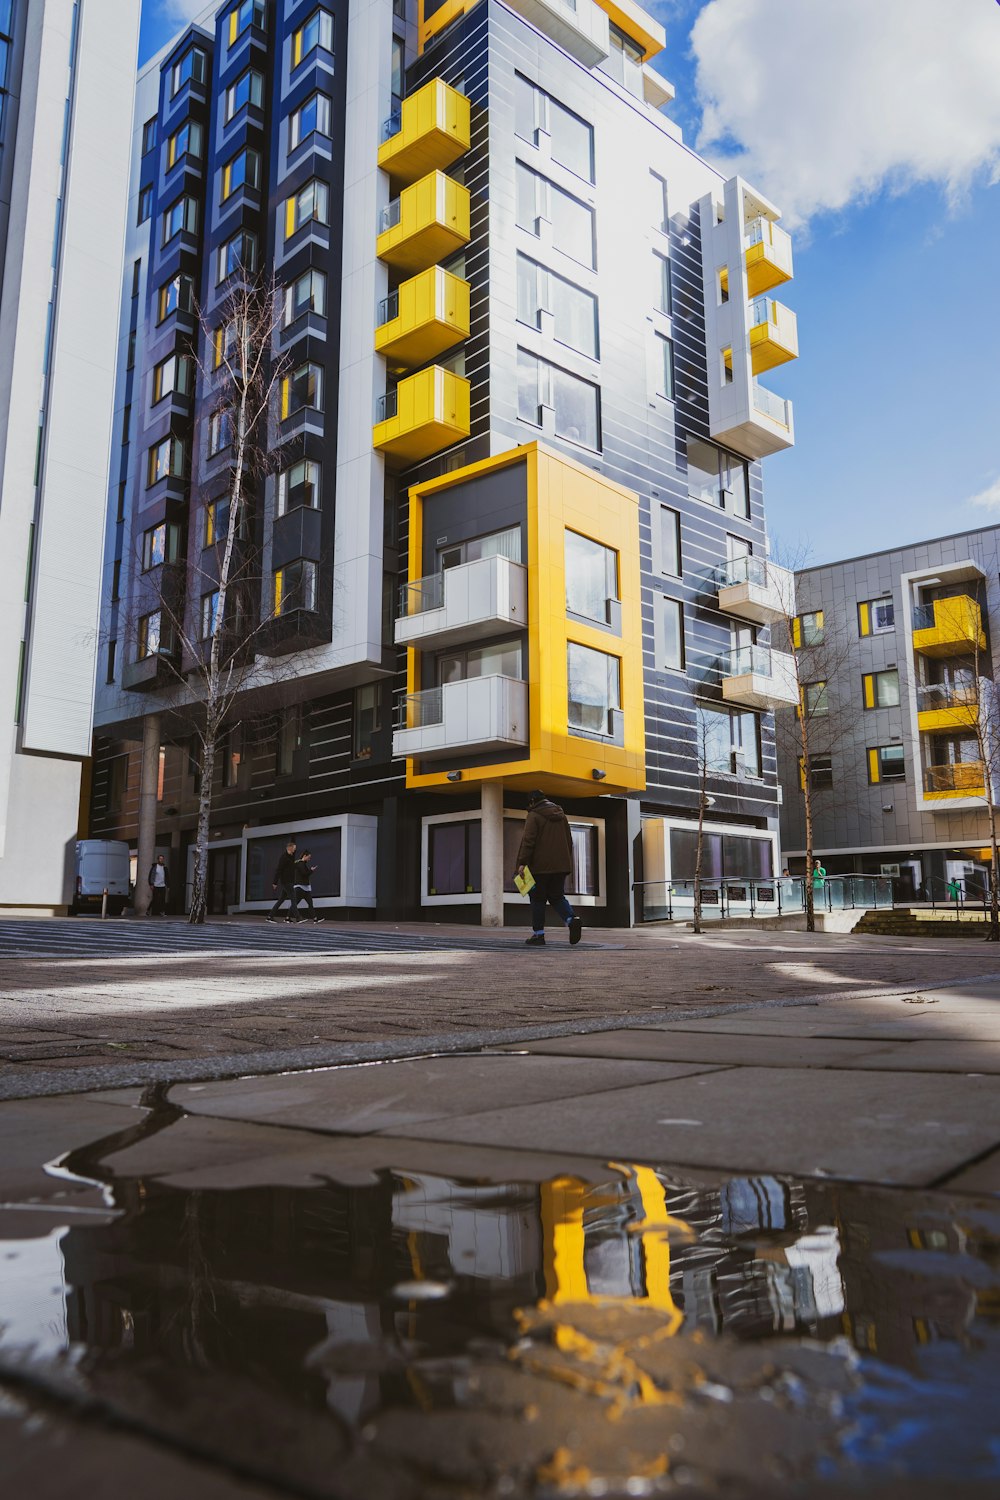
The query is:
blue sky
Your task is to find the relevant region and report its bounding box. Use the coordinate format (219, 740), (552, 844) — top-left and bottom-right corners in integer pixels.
(138, 0), (1000, 566)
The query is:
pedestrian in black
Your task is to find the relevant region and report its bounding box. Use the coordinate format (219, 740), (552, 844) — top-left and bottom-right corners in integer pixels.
(148, 855), (170, 916)
(267, 840), (298, 922)
(514, 790), (582, 947)
(291, 850), (322, 923)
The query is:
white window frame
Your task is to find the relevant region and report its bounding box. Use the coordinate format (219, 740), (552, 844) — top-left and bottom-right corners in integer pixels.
(420, 808), (607, 908)
(237, 813), (377, 912)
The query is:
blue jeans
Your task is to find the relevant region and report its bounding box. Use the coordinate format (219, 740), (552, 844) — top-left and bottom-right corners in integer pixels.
(529, 873), (575, 933)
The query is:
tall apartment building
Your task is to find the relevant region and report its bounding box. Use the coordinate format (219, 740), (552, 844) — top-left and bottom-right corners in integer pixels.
(779, 527), (1000, 902)
(89, 0), (799, 924)
(0, 0), (138, 912)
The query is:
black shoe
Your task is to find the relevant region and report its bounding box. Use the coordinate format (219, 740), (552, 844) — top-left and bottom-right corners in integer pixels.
(568, 917), (583, 946)
(525, 934), (546, 946)
(313, 917), (323, 923)
(266, 916), (276, 924)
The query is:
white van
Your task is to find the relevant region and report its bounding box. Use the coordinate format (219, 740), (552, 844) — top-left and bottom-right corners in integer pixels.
(73, 840), (131, 916)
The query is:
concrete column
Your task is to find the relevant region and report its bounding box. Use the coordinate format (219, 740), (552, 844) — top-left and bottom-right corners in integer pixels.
(134, 713), (160, 917)
(480, 781), (504, 928)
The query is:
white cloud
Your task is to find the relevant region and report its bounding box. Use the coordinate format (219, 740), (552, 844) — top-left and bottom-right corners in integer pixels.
(967, 476), (1000, 511)
(691, 0), (1000, 227)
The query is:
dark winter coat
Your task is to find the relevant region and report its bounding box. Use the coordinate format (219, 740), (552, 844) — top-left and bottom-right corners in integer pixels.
(148, 863), (170, 888)
(273, 850), (297, 887)
(515, 800), (574, 875)
(294, 857), (315, 888)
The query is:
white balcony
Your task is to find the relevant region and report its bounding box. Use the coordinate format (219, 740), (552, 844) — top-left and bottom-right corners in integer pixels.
(505, 0), (610, 65)
(718, 556), (793, 627)
(393, 675), (529, 761)
(395, 556), (528, 651)
(721, 644), (798, 711)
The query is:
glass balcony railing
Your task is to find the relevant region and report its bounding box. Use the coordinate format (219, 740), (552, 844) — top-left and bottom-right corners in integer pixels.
(397, 686), (443, 730)
(381, 109), (402, 143)
(724, 644), (774, 678)
(399, 572), (445, 617)
(924, 761), (985, 795)
(375, 388), (398, 423)
(377, 289), (400, 326)
(379, 197), (402, 234)
(917, 682), (977, 712)
(912, 603), (935, 631)
(751, 379), (790, 426)
(721, 554), (769, 589)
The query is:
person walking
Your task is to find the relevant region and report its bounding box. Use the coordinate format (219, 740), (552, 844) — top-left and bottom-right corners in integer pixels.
(291, 850), (322, 923)
(147, 855), (170, 916)
(267, 839), (298, 922)
(514, 790), (582, 947)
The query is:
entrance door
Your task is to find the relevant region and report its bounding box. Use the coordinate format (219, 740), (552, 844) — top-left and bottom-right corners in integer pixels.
(207, 847), (241, 915)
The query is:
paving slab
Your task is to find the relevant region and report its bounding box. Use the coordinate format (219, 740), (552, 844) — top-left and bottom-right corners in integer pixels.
(653, 1011), (1000, 1040)
(493, 1029), (900, 1068)
(0, 1096), (149, 1219)
(168, 1054), (718, 1135)
(937, 1147), (1000, 1195)
(388, 1067), (1000, 1186)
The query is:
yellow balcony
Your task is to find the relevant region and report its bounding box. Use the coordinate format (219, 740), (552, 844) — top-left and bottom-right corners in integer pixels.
(377, 79), (470, 187)
(924, 761), (985, 800)
(372, 365), (470, 464)
(748, 297), (798, 373)
(375, 266), (470, 370)
(376, 170), (470, 274)
(912, 596), (985, 658)
(917, 684), (978, 732)
(744, 217), (793, 298)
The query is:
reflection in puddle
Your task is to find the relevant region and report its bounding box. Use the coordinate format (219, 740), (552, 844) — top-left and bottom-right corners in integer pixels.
(1, 1125), (999, 1495)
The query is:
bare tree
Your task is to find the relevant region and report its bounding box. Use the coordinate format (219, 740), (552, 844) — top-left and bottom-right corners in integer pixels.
(961, 634), (1000, 940)
(692, 707), (714, 935)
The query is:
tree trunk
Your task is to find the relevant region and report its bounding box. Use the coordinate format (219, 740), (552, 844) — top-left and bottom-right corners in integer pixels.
(693, 762), (708, 936)
(188, 727), (217, 925)
(799, 704), (815, 933)
(989, 807), (1000, 942)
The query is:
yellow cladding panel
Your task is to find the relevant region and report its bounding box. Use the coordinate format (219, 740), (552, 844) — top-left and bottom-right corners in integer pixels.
(912, 595), (986, 658)
(377, 79), (471, 187)
(374, 266), (470, 368)
(372, 365), (470, 465)
(748, 301), (799, 374)
(918, 703), (979, 733)
(376, 170), (470, 273)
(419, 0), (474, 52)
(403, 442), (646, 795)
(593, 0), (666, 59)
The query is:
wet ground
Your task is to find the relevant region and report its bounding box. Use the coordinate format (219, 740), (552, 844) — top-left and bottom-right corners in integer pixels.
(2, 1064), (1000, 1497)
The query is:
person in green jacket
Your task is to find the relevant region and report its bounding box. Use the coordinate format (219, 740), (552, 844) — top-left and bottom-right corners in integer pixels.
(812, 860), (827, 890)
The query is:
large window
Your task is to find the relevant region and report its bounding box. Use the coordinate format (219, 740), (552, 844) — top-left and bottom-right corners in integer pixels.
(293, 7), (334, 65)
(170, 46), (207, 97)
(167, 119), (203, 167)
(201, 590), (221, 640)
(217, 229), (258, 283)
(516, 163), (595, 269)
(567, 642), (620, 736)
(859, 596), (895, 636)
(229, 0), (265, 44)
(516, 254), (598, 358)
(157, 273), (193, 323)
(146, 435), (185, 486)
(285, 178), (329, 238)
(802, 679), (829, 717)
(141, 522), (179, 571)
(137, 185), (152, 224)
(658, 506), (681, 578)
(565, 530), (618, 624)
(284, 268), (327, 325)
(697, 705), (761, 778)
(204, 496), (231, 547)
(161, 195), (197, 246)
(207, 409), (233, 456)
(656, 333), (674, 399)
(222, 146), (260, 198)
(289, 91), (332, 149)
(137, 611), (175, 660)
(439, 526), (521, 568)
(669, 825), (772, 881)
(868, 745), (906, 784)
(686, 436), (749, 517)
(280, 361), (323, 418)
(152, 353), (192, 403)
(863, 669), (900, 709)
(428, 819), (481, 896)
(517, 349), (600, 451)
(438, 640), (522, 684)
(655, 252), (672, 314)
(794, 610), (824, 647)
(245, 828), (342, 901)
(514, 75), (594, 182)
(225, 67), (263, 121)
(601, 24), (644, 96)
(274, 559), (317, 615)
(141, 117), (157, 155)
(277, 458), (321, 514)
(353, 684), (381, 760)
(660, 597), (684, 670)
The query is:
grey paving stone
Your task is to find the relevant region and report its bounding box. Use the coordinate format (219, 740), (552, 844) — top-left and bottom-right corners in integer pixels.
(0, 1096), (149, 1215)
(169, 1054), (716, 1135)
(493, 1030), (898, 1067)
(387, 1067), (1000, 1186)
(938, 1147), (1000, 1195)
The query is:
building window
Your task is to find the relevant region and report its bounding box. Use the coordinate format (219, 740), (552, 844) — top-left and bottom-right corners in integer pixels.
(293, 7), (334, 66)
(146, 436), (185, 486)
(221, 725), (242, 788)
(170, 46), (207, 98)
(127, 330), (137, 370)
(801, 679), (829, 717)
(284, 268), (327, 325)
(132, 258), (142, 297)
(217, 229), (258, 283)
(229, 0), (265, 45)
(167, 119), (203, 167)
(868, 745), (906, 784)
(277, 458), (321, 514)
(686, 436), (749, 517)
(121, 405), (131, 445)
(353, 683), (381, 759)
(565, 529), (618, 625)
(274, 558), (317, 615)
(800, 754), (833, 789)
(437, 527), (521, 569)
(514, 75), (594, 182)
(204, 496), (231, 547)
(161, 194), (198, 246)
(567, 642), (620, 736)
(152, 353), (192, 403)
(105, 754), (129, 815)
(213, 321), (237, 370)
(863, 669), (900, 709)
(438, 641), (522, 684)
(137, 610), (172, 659)
(655, 252), (672, 314)
(659, 597), (684, 670)
(137, 184), (152, 224)
(859, 597), (895, 636)
(516, 162), (595, 269)
(698, 705), (761, 778)
(117, 482), (127, 523)
(794, 610), (824, 647)
(111, 560), (122, 602)
(275, 706), (301, 776)
(280, 361), (323, 419)
(289, 91), (332, 149)
(517, 348), (600, 451)
(141, 117), (157, 155)
(141, 522), (179, 571)
(601, 23), (644, 96)
(225, 67), (264, 121)
(651, 171), (669, 232)
(515, 254), (598, 359)
(428, 819), (481, 896)
(285, 177), (329, 238)
(221, 145), (260, 198)
(658, 505), (681, 578)
(207, 409), (233, 456)
(655, 333), (675, 399)
(157, 273), (194, 323)
(201, 590), (221, 639)
(106, 640), (117, 683)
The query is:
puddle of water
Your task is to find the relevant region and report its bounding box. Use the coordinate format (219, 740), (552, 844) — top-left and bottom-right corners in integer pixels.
(1, 1125), (999, 1496)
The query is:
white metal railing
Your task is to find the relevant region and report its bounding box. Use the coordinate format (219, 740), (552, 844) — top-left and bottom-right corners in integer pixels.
(398, 685), (443, 730)
(399, 573), (445, 617)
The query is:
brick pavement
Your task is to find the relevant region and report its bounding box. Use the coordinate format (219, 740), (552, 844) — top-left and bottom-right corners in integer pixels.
(3, 918), (1000, 1092)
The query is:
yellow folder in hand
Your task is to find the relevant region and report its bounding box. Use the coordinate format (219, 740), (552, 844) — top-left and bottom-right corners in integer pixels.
(514, 867), (535, 896)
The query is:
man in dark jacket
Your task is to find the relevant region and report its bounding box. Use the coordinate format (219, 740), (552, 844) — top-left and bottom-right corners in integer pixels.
(267, 840), (298, 923)
(148, 855), (170, 916)
(515, 790), (582, 947)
